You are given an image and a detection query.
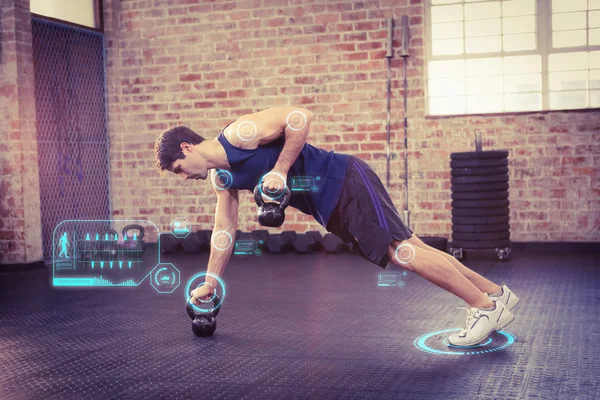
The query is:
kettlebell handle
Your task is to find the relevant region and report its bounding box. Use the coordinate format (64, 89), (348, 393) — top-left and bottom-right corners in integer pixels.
(253, 185), (291, 209)
(187, 294), (221, 318)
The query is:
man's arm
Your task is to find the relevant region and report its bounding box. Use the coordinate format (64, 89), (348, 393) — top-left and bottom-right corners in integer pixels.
(204, 169), (239, 288)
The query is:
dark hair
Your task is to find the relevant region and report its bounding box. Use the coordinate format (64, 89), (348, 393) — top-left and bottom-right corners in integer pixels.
(154, 126), (205, 173)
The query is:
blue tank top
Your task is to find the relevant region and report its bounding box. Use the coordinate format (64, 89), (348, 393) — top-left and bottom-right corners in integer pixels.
(216, 124), (350, 227)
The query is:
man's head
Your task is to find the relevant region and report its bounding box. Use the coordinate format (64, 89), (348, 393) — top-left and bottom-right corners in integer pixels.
(154, 126), (209, 180)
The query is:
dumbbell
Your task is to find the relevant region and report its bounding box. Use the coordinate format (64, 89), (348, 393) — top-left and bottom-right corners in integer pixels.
(160, 233), (181, 254)
(186, 293), (221, 337)
(267, 231), (297, 253)
(293, 231), (324, 253)
(182, 230), (211, 254)
(322, 233), (353, 253)
(251, 230), (270, 249)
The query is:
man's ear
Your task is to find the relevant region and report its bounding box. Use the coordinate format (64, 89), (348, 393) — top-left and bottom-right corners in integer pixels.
(180, 142), (192, 153)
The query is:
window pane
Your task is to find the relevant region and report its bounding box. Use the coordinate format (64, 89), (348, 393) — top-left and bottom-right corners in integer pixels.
(590, 29), (600, 45)
(467, 94), (504, 113)
(504, 55), (542, 74)
(503, 16), (536, 34)
(428, 78), (466, 97)
(551, 0), (587, 13)
(504, 93), (543, 111)
(466, 57), (503, 76)
(432, 22), (464, 40)
(589, 10), (600, 28)
(432, 39), (464, 55)
(589, 70), (600, 89)
(504, 33), (537, 51)
(465, 1), (501, 20)
(466, 19), (501, 37)
(504, 73), (543, 92)
(549, 91), (588, 109)
(466, 36), (502, 53)
(590, 51), (600, 69)
(429, 96), (466, 115)
(428, 60), (466, 78)
(431, 4), (463, 23)
(553, 30), (587, 48)
(30, 0), (98, 28)
(549, 52), (588, 71)
(591, 0), (600, 10)
(552, 12), (587, 31)
(467, 76), (503, 95)
(549, 71), (589, 90)
(503, 0), (536, 17)
(591, 90), (600, 107)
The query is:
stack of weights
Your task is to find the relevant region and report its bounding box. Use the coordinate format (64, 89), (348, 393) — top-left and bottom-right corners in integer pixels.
(449, 150), (511, 261)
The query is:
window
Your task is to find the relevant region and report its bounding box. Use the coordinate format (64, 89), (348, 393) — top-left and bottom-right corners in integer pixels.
(426, 0), (600, 115)
(30, 0), (102, 30)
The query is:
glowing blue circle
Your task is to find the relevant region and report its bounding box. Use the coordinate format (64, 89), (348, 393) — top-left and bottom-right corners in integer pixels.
(414, 328), (516, 355)
(184, 272), (226, 315)
(212, 169), (233, 190)
(258, 172), (288, 201)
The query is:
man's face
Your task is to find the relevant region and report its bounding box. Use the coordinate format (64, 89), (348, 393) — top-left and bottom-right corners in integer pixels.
(170, 142), (208, 181)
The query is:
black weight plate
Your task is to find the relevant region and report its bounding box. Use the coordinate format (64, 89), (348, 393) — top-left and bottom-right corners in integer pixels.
(451, 182), (509, 193)
(450, 150), (509, 161)
(451, 191), (509, 200)
(452, 223), (510, 233)
(452, 216), (510, 224)
(450, 158), (509, 168)
(451, 199), (510, 209)
(451, 174), (509, 185)
(451, 166), (509, 177)
(452, 207), (510, 217)
(450, 239), (511, 249)
(453, 231), (510, 241)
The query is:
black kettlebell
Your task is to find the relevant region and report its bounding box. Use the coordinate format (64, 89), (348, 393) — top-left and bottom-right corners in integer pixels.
(253, 185), (292, 228)
(186, 293), (221, 337)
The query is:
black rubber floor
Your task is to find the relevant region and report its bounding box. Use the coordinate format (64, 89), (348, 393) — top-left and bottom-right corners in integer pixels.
(1, 249), (599, 399)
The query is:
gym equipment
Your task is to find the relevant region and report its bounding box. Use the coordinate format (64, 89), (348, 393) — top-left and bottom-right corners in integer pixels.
(322, 233), (353, 253)
(98, 229), (118, 257)
(419, 236), (448, 252)
(254, 185), (292, 228)
(121, 224), (145, 253)
(160, 233), (180, 254)
(293, 231), (323, 253)
(449, 147), (511, 261)
(266, 231), (297, 253)
(182, 230), (211, 254)
(186, 293), (221, 337)
(251, 230), (269, 250)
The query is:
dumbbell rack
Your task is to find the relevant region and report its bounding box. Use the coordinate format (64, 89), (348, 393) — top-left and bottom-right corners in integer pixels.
(448, 149), (511, 261)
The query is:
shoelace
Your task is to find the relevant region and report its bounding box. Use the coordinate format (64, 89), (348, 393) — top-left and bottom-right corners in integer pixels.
(456, 307), (479, 333)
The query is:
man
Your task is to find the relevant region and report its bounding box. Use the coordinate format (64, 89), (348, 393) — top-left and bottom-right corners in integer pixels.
(154, 106), (519, 346)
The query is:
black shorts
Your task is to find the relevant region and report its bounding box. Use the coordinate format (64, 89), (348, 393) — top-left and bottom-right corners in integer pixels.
(326, 156), (414, 269)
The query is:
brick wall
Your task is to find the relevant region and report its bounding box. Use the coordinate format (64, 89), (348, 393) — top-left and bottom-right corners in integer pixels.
(2, 0), (599, 264)
(101, 0), (600, 242)
(0, 0), (44, 264)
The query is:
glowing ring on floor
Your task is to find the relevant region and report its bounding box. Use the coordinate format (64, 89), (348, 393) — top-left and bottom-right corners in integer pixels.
(414, 328), (516, 355)
(185, 272), (226, 315)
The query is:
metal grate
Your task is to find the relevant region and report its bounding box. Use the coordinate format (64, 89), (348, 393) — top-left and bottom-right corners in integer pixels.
(32, 18), (111, 265)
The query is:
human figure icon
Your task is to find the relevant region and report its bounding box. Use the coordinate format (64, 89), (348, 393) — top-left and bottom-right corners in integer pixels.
(58, 232), (70, 258)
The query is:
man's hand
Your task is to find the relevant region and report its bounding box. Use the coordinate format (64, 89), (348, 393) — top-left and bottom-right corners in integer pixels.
(189, 283), (215, 306)
(261, 169), (288, 199)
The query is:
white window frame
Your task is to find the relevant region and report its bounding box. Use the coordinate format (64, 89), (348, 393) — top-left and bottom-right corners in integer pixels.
(424, 0), (600, 116)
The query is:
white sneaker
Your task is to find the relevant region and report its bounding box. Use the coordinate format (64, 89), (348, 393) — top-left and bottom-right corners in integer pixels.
(486, 282), (520, 311)
(448, 300), (515, 347)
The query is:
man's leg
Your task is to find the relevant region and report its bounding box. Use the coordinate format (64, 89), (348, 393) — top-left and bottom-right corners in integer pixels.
(387, 239), (494, 309)
(406, 235), (502, 295)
